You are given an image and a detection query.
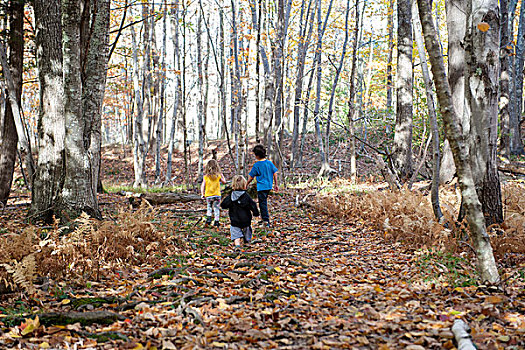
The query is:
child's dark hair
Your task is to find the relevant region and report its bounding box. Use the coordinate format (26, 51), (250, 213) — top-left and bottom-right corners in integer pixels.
(252, 145), (266, 159)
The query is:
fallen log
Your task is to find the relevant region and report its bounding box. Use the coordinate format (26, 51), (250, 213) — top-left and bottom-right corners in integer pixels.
(140, 193), (202, 205)
(123, 191), (202, 206)
(451, 319), (476, 350)
(9, 311), (126, 327)
(498, 163), (525, 176)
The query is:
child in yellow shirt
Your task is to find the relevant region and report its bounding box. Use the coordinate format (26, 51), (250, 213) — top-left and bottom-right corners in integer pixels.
(201, 159), (227, 226)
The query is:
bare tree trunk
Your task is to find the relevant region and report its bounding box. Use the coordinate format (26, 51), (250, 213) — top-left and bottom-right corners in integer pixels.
(0, 0), (27, 204)
(0, 79), (17, 205)
(217, 6), (236, 165)
(385, 0), (394, 130)
(156, 0), (167, 183)
(417, 0), (499, 285)
(130, 15), (147, 188)
(441, 0), (470, 184)
(30, 0), (65, 223)
(291, 0), (313, 168)
(231, 0), (242, 173)
(325, 0), (351, 159)
(166, 1), (181, 184)
(392, 0), (413, 181)
(181, 2), (189, 186)
(413, 1), (443, 220)
(313, 0), (334, 176)
(297, 59), (317, 168)
(464, 0), (503, 226)
(269, 0), (288, 171)
(59, 0), (101, 220)
(499, 0), (512, 158)
(197, 7), (205, 179)
(511, 3), (525, 155)
(346, 0), (360, 183)
(255, 0), (262, 143)
(82, 0), (110, 197)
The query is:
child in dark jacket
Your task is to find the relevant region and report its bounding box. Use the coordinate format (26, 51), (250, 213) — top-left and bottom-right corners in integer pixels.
(220, 175), (260, 247)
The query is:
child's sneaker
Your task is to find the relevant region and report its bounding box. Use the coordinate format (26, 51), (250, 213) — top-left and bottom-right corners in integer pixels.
(214, 220), (220, 228)
(205, 216), (212, 225)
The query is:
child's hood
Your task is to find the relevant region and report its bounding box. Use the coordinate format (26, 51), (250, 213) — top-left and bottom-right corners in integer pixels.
(231, 190), (250, 206)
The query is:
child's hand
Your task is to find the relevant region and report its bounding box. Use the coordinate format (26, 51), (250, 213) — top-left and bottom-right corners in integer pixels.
(201, 195), (205, 200)
(273, 185), (279, 192)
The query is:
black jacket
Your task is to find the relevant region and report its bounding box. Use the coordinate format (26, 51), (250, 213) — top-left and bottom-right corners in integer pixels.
(220, 190), (259, 228)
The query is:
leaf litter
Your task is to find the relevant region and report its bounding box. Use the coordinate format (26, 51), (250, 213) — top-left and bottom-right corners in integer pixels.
(1, 176), (525, 349)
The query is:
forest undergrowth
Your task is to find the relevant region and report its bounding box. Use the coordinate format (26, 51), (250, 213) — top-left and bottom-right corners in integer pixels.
(1, 142), (525, 349)
(0, 181), (524, 349)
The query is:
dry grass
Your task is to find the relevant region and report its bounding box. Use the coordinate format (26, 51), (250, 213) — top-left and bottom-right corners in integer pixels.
(312, 180), (525, 261)
(1, 207), (184, 292)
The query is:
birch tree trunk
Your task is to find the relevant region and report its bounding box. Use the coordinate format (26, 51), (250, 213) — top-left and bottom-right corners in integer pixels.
(385, 0), (394, 129)
(499, 0), (512, 158)
(255, 0), (262, 143)
(416, 0), (499, 284)
(464, 0), (503, 226)
(30, 0), (66, 223)
(166, 1), (181, 184)
(197, 8), (205, 179)
(346, 0), (360, 183)
(392, 0), (413, 180)
(130, 17), (147, 188)
(441, 0), (470, 184)
(413, 2), (443, 220)
(511, 4), (525, 155)
(58, 0), (101, 220)
(231, 0), (242, 172)
(156, 0), (167, 183)
(82, 0), (110, 196)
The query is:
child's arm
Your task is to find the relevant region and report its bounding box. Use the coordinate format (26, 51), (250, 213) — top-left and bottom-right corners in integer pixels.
(220, 195), (231, 209)
(200, 179), (206, 199)
(220, 174), (227, 184)
(246, 175), (254, 187)
(273, 172), (279, 191)
(249, 197), (260, 217)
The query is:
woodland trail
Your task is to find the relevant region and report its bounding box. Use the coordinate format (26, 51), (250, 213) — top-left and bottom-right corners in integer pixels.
(1, 195), (524, 349)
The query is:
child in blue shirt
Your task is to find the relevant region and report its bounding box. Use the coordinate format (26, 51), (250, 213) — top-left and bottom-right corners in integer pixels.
(246, 145), (278, 227)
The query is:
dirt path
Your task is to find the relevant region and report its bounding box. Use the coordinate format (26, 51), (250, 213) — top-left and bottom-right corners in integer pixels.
(1, 197), (524, 349)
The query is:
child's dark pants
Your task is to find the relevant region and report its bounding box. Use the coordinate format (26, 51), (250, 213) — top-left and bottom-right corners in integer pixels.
(257, 190), (270, 222)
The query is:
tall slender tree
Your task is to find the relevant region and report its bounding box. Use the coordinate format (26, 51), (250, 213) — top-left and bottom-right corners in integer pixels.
(413, 1), (443, 220)
(416, 0), (499, 285)
(166, 1), (181, 184)
(440, 0), (470, 184)
(82, 0), (111, 195)
(0, 0), (25, 204)
(392, 0), (413, 180)
(511, 3), (525, 155)
(385, 0), (394, 129)
(464, 0), (503, 226)
(325, 0), (351, 159)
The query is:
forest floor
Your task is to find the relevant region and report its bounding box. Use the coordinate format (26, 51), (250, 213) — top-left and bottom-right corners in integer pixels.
(1, 141), (525, 349)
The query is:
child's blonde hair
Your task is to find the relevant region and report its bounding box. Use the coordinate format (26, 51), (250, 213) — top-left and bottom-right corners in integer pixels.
(232, 175), (247, 190)
(205, 159), (221, 180)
